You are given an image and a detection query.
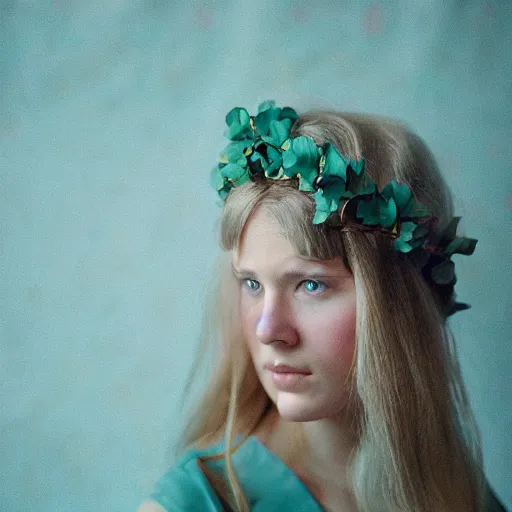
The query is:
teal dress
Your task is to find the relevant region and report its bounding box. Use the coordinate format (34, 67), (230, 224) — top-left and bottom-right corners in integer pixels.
(151, 436), (507, 511)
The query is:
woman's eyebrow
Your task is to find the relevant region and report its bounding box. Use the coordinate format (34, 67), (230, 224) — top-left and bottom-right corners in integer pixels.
(231, 265), (350, 280)
(278, 269), (352, 281)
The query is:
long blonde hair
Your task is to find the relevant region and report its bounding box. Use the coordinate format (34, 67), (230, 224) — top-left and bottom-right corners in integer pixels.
(177, 110), (485, 511)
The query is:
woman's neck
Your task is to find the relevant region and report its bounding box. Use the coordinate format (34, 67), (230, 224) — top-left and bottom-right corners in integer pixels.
(254, 406), (360, 511)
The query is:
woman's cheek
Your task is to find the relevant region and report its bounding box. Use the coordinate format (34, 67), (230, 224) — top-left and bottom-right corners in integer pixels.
(310, 308), (356, 367)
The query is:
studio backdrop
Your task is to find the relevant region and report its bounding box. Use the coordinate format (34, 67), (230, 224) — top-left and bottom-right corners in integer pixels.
(1, 1), (511, 511)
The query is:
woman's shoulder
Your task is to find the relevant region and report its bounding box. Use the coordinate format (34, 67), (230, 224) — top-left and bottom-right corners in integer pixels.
(146, 442), (227, 512)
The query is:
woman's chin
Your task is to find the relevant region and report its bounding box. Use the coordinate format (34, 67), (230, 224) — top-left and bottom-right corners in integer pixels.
(274, 395), (326, 422)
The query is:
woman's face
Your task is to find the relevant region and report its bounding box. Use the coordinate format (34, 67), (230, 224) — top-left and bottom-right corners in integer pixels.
(233, 206), (357, 422)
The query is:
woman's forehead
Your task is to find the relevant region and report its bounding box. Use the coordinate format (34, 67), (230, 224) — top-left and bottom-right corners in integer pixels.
(233, 209), (350, 278)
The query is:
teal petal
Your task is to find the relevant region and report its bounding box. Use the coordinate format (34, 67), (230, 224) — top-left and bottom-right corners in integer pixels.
(392, 221), (416, 253)
(267, 167), (285, 180)
(345, 164), (375, 197)
(444, 236), (478, 256)
(257, 100), (276, 113)
(282, 136), (320, 177)
(407, 247), (430, 268)
(431, 260), (455, 285)
(348, 157), (364, 176)
(441, 217), (461, 242)
(214, 166), (234, 200)
(298, 169), (317, 192)
(357, 196), (398, 227)
(312, 189), (332, 224)
(428, 217), (461, 248)
(382, 181), (412, 211)
(225, 107), (254, 141)
(280, 106), (299, 123)
(221, 141), (250, 167)
(211, 166), (224, 190)
(217, 185), (232, 201)
(264, 145), (284, 176)
(381, 197), (398, 226)
(315, 175), (347, 209)
(267, 118), (293, 146)
(248, 141), (283, 177)
(412, 223), (430, 240)
(400, 195), (432, 218)
(322, 144), (348, 181)
(255, 104), (281, 136)
(220, 163), (251, 185)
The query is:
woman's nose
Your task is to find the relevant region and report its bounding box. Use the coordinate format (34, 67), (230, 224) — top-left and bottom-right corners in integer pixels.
(255, 295), (299, 346)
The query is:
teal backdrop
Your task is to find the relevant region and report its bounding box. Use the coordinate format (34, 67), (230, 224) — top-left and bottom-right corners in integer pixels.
(1, 1), (511, 510)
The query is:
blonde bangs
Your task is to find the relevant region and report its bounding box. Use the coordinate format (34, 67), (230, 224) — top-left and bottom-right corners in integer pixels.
(220, 181), (350, 267)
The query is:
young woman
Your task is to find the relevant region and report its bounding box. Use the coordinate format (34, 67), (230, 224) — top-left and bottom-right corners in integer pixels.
(139, 101), (506, 511)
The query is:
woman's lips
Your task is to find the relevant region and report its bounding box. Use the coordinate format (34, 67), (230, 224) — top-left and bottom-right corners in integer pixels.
(265, 364), (312, 390)
(265, 364), (311, 374)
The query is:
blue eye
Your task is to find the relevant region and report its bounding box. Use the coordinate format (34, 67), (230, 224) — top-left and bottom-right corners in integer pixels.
(302, 280), (326, 294)
(243, 278), (261, 294)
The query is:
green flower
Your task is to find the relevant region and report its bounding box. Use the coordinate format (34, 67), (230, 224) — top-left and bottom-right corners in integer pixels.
(392, 221), (430, 253)
(311, 177), (348, 224)
(219, 140), (252, 167)
(248, 140), (284, 178)
(380, 181), (432, 219)
(427, 217), (477, 256)
(255, 100), (298, 145)
(323, 144), (349, 181)
(309, 145), (375, 224)
(213, 101), (479, 318)
(282, 136), (320, 191)
(216, 162), (251, 199)
(357, 194), (398, 227)
(224, 107), (254, 141)
(216, 101), (299, 195)
(431, 260), (456, 285)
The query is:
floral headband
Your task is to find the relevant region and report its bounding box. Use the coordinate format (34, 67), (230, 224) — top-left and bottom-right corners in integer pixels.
(213, 100), (477, 317)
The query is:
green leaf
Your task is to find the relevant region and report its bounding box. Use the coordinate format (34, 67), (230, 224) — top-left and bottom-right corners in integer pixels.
(282, 136), (320, 177)
(264, 145), (284, 176)
(431, 260), (455, 285)
(400, 195), (432, 218)
(225, 107), (253, 141)
(357, 196), (398, 227)
(312, 189), (332, 224)
(444, 236), (478, 256)
(266, 118), (293, 146)
(220, 163), (251, 185)
(280, 106), (299, 123)
(213, 166), (234, 200)
(412, 223), (430, 240)
(407, 247), (430, 268)
(428, 217), (462, 249)
(382, 181), (412, 211)
(345, 164), (376, 197)
(450, 302), (471, 314)
(257, 100), (276, 113)
(255, 104), (281, 136)
(441, 217), (461, 242)
(318, 176), (347, 210)
(220, 142), (249, 167)
(392, 221), (417, 252)
(348, 158), (364, 176)
(298, 169), (317, 191)
(211, 166), (223, 190)
(322, 144), (348, 181)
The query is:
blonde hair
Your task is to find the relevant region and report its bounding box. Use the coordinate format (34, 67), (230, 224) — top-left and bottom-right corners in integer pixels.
(177, 111), (485, 511)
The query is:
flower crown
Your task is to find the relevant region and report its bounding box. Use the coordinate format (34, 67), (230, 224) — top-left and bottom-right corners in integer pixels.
(213, 100), (477, 317)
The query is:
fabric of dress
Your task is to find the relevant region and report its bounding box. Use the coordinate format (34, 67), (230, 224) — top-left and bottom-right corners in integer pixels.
(150, 436), (507, 512)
